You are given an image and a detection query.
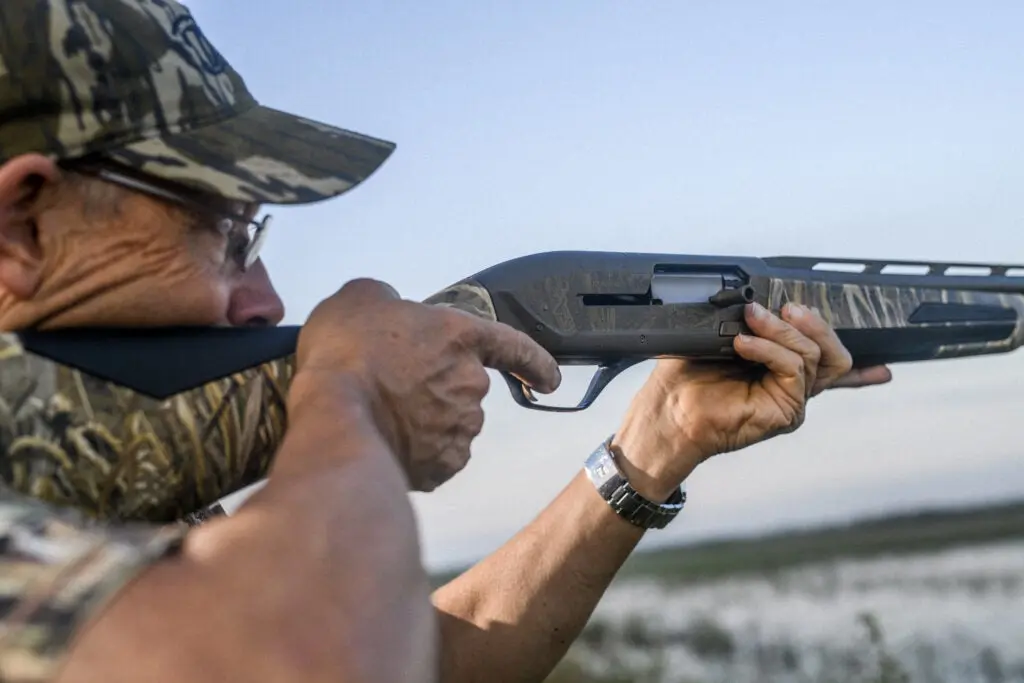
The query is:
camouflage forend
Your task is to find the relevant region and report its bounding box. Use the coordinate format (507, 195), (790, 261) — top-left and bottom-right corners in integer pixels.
(767, 277), (1024, 359)
(0, 333), (296, 523)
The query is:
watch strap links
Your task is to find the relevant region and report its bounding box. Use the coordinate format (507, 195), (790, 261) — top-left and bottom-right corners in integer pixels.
(583, 435), (686, 530)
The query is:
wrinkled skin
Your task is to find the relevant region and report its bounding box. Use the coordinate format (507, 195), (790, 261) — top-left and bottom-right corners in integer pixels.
(613, 303), (891, 500)
(0, 154), (285, 331)
(296, 279), (560, 491)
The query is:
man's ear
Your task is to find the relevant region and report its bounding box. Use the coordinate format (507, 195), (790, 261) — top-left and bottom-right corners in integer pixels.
(0, 154), (61, 300)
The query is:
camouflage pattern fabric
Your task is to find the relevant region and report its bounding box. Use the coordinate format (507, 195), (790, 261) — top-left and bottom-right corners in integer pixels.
(0, 0), (400, 676)
(0, 0), (396, 205)
(0, 487), (186, 681)
(423, 280), (499, 321)
(0, 327), (296, 680)
(0, 333), (295, 523)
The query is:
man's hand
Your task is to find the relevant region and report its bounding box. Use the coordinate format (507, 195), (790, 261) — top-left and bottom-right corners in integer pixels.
(613, 302), (893, 500)
(293, 278), (562, 492)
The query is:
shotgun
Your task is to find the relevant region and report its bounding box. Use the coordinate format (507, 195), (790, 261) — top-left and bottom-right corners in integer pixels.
(4, 251), (1022, 521)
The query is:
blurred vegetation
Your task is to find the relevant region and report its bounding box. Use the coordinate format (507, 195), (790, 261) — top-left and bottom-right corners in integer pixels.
(548, 610), (925, 683)
(587, 499), (1024, 588)
(432, 499), (1024, 682)
(544, 610), (1024, 683)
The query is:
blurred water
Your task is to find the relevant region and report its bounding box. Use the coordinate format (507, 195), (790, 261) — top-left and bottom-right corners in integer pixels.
(570, 541), (1024, 682)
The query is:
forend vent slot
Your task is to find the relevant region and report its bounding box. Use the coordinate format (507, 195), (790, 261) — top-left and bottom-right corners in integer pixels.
(765, 256), (1024, 278)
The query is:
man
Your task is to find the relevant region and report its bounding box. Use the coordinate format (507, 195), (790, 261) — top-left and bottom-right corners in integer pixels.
(0, 1), (891, 681)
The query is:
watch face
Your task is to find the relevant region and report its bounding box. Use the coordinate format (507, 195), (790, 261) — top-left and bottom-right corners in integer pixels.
(592, 458), (614, 480)
(585, 442), (622, 489)
(584, 438), (684, 531)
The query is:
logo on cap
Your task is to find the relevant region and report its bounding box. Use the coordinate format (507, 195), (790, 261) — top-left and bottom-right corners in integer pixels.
(171, 14), (227, 76)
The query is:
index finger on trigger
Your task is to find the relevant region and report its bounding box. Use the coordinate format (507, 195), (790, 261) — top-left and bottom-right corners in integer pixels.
(471, 320), (562, 394)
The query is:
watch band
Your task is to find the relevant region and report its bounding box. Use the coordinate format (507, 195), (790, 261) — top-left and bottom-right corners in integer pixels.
(583, 435), (686, 530)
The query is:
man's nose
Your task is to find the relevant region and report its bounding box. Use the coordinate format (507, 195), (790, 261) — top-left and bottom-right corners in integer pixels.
(227, 259), (286, 327)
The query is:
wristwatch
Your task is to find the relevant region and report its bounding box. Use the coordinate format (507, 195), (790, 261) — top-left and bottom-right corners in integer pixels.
(583, 435), (686, 530)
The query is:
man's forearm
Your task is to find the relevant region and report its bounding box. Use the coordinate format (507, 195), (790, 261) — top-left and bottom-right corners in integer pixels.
(432, 471), (645, 683)
(59, 382), (437, 683)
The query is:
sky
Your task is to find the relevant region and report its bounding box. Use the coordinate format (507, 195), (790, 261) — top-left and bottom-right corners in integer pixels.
(188, 0), (1024, 570)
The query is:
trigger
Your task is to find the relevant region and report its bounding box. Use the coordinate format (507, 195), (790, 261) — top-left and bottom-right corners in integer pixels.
(500, 372), (540, 407)
(499, 358), (643, 413)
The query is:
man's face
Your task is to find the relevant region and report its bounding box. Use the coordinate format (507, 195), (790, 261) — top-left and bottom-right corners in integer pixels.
(0, 154), (285, 330)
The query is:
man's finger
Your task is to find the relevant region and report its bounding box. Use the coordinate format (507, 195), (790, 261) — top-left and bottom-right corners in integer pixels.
(782, 304), (854, 389)
(733, 333), (806, 398)
(830, 365), (893, 389)
(744, 303), (821, 392)
(471, 320), (562, 394)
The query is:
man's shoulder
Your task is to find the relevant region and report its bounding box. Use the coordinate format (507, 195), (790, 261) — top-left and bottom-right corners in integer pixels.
(0, 486), (187, 681)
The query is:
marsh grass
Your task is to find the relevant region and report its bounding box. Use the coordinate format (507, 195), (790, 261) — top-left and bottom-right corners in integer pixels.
(546, 609), (1024, 683)
(0, 335), (294, 522)
(528, 502), (1024, 683)
(611, 501), (1024, 587)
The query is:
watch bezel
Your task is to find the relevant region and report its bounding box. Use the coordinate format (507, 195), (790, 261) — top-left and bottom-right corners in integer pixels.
(583, 435), (686, 530)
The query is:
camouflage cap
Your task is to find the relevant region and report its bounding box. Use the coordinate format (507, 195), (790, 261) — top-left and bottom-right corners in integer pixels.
(0, 0), (396, 205)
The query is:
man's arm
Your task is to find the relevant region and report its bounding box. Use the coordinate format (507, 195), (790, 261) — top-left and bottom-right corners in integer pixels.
(55, 378), (437, 683)
(432, 469), (645, 683)
(432, 303), (890, 683)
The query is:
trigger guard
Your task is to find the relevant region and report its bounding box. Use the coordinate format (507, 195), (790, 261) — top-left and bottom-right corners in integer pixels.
(499, 359), (643, 413)
(499, 371), (582, 413)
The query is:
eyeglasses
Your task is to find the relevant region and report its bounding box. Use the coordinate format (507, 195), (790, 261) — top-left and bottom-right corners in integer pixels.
(66, 161), (272, 272)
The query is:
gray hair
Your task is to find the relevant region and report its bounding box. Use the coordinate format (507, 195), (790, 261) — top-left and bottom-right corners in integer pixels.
(61, 170), (130, 220)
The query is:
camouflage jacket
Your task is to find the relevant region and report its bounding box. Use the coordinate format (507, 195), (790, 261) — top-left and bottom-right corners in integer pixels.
(0, 486), (187, 681)
(0, 329), (291, 681)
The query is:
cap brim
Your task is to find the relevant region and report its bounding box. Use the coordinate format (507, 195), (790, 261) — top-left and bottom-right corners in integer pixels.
(103, 105), (396, 205)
